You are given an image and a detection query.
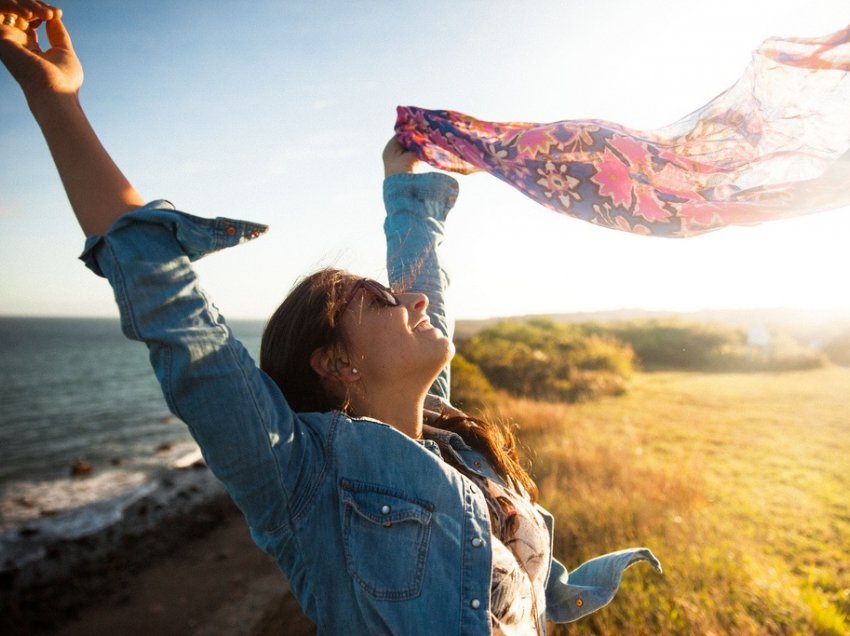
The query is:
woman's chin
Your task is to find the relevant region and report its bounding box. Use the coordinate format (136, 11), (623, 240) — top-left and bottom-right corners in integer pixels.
(434, 340), (455, 373)
(445, 340), (457, 360)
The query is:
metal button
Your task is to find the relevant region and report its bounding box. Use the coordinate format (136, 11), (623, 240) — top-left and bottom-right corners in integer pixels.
(575, 597), (584, 607)
(473, 461), (482, 468)
(381, 505), (391, 515)
(225, 225), (237, 236)
(471, 537), (483, 547)
(470, 599), (481, 609)
(249, 229), (261, 239)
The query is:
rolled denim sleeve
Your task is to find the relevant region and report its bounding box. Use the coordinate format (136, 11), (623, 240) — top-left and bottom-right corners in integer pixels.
(383, 173), (459, 399)
(80, 201), (302, 532)
(545, 549), (662, 623)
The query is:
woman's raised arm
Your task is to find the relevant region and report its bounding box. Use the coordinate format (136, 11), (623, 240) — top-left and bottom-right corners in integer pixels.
(0, 2), (144, 236)
(382, 138), (459, 400)
(2, 4), (322, 535)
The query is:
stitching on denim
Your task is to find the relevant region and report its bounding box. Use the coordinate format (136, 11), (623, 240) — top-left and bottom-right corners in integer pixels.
(339, 478), (436, 513)
(288, 410), (338, 528)
(103, 240), (137, 340)
(215, 313), (294, 531)
(339, 478), (433, 600)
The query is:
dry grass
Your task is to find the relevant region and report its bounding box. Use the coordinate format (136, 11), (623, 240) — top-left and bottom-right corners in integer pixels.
(489, 366), (850, 634)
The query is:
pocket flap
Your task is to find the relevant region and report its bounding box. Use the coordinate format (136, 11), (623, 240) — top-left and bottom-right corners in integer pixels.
(340, 480), (434, 526)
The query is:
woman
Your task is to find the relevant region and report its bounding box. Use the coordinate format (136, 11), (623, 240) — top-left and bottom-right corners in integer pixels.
(0, 3), (660, 633)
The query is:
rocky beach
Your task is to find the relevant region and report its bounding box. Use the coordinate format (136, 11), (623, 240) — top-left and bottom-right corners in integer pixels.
(0, 318), (318, 633)
(2, 458), (315, 635)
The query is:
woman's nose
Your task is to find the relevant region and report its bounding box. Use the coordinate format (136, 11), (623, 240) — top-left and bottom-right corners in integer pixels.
(401, 292), (428, 311)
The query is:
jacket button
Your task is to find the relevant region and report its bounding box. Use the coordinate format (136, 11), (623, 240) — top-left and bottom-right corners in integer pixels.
(225, 225), (237, 236)
(470, 599), (481, 609)
(381, 505), (391, 515)
(576, 597), (584, 607)
(471, 537), (483, 547)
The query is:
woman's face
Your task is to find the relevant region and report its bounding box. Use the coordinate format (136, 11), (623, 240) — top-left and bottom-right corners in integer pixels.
(339, 284), (454, 391)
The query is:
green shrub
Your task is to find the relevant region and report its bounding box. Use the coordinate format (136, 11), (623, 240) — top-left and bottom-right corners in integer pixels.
(590, 320), (739, 370)
(589, 320), (826, 372)
(456, 319), (634, 402)
(449, 352), (496, 410)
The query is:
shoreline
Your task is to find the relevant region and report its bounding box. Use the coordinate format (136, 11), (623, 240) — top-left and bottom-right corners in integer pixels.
(2, 461), (315, 634)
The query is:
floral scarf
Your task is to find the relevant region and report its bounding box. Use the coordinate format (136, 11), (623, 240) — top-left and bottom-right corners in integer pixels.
(395, 25), (850, 238)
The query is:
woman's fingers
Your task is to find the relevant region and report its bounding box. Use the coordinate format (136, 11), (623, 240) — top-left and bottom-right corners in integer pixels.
(0, 0), (60, 21)
(0, 1), (56, 40)
(0, 3), (82, 97)
(44, 13), (70, 49)
(0, 13), (20, 29)
(383, 137), (420, 177)
(32, 0), (60, 21)
(0, 2), (42, 53)
(0, 14), (28, 49)
(0, 0), (56, 34)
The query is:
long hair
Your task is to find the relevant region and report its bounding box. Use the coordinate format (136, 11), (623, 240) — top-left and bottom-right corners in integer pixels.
(260, 267), (537, 501)
(432, 413), (538, 502)
(260, 268), (358, 413)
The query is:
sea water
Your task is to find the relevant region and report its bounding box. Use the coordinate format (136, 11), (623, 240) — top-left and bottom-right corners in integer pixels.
(0, 316), (264, 541)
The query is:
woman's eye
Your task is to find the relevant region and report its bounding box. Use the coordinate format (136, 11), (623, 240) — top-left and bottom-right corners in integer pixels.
(368, 296), (386, 308)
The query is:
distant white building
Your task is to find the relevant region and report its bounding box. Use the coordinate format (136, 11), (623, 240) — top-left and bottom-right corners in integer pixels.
(747, 325), (770, 349)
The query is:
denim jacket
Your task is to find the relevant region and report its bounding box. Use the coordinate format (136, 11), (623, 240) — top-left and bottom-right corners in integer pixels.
(80, 172), (660, 634)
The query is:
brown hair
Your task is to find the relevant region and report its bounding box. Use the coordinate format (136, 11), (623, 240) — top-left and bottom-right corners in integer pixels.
(260, 267), (537, 501)
(432, 413), (538, 502)
(260, 268), (358, 413)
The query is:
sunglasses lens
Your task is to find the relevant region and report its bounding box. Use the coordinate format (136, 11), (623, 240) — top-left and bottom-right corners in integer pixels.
(338, 280), (399, 321)
(365, 281), (398, 306)
(383, 290), (399, 305)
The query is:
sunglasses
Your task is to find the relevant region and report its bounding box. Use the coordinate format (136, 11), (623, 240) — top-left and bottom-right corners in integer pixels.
(337, 278), (400, 319)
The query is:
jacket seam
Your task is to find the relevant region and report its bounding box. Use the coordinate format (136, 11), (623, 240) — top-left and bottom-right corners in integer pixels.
(288, 409), (339, 528)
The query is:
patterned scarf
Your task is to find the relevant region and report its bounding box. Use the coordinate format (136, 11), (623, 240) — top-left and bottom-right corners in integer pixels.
(395, 25), (850, 238)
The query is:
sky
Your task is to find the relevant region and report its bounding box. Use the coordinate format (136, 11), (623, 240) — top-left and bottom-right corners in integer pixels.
(1, 0), (849, 320)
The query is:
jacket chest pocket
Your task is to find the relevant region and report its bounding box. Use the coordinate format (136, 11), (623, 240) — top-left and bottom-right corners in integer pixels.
(339, 479), (434, 601)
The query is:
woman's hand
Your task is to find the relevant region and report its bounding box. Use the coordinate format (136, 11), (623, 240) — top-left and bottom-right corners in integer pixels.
(0, 0), (58, 28)
(0, 1), (82, 101)
(383, 137), (420, 177)
(1, 2), (143, 236)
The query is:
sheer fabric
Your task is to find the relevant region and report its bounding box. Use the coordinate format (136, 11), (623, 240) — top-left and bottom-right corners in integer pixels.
(396, 25), (850, 237)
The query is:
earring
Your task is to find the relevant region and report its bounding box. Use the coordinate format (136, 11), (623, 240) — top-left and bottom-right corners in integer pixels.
(351, 368), (359, 374)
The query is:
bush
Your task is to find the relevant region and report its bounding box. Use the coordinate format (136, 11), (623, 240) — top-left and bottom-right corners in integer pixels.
(449, 352), (496, 410)
(589, 320), (739, 370)
(589, 319), (826, 372)
(456, 319), (634, 403)
(823, 330), (850, 366)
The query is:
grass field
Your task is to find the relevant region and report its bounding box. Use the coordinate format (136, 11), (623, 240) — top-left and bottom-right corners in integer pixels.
(490, 366), (850, 634)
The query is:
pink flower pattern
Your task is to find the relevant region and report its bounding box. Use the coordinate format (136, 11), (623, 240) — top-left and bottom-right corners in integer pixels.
(591, 149), (633, 208)
(395, 25), (850, 237)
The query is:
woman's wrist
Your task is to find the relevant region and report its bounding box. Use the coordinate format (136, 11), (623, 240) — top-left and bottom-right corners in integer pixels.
(27, 88), (81, 126)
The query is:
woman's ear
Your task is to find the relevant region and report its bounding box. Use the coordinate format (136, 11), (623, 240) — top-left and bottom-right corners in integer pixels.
(310, 347), (360, 383)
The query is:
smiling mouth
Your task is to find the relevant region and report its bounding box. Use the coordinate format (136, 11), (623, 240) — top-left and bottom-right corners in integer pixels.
(413, 318), (433, 332)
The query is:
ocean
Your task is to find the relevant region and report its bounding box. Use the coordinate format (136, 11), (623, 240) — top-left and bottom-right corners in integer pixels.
(0, 316), (264, 550)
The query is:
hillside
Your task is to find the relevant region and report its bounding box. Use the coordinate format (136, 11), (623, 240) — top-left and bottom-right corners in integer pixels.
(455, 307), (850, 347)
